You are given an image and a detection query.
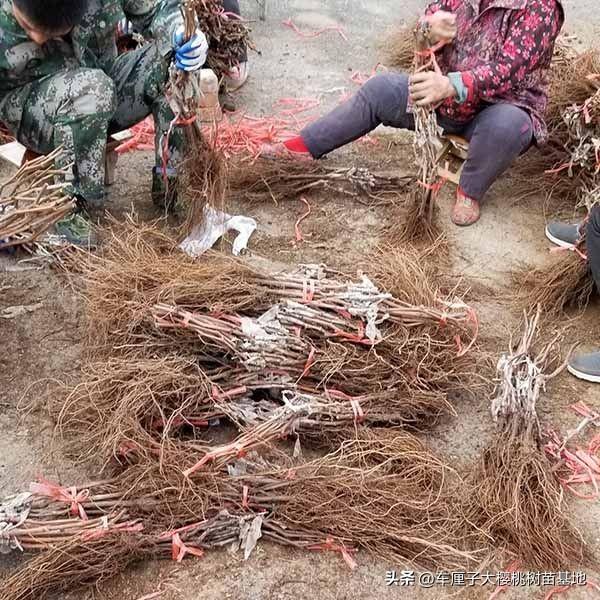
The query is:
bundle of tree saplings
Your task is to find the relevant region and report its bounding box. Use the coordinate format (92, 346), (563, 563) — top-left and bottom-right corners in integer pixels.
(511, 41), (600, 204)
(396, 25), (444, 243)
(513, 243), (594, 315)
(465, 308), (589, 569)
(0, 432), (482, 600)
(75, 216), (264, 352)
(0, 148), (74, 249)
(55, 220), (481, 468)
(56, 352), (453, 469)
(227, 157), (413, 205)
(379, 21), (416, 71)
(194, 0), (250, 78)
(0, 535), (149, 600)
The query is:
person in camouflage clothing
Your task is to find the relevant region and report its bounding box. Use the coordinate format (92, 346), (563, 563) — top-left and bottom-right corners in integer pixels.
(0, 0), (209, 243)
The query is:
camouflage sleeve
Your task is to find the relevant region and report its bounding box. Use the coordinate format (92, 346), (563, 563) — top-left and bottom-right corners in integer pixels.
(121, 0), (184, 56)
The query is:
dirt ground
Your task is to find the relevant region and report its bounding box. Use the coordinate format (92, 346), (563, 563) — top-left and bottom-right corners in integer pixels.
(2, 1), (600, 599)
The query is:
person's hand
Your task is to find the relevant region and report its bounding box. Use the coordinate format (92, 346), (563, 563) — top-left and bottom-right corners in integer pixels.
(425, 10), (457, 44)
(172, 25), (209, 71)
(409, 71), (456, 107)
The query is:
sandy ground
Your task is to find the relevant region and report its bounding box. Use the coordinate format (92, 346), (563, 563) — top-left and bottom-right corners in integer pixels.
(2, 1), (600, 599)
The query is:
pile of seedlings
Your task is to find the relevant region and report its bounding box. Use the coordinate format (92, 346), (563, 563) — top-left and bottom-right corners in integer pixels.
(0, 217), (490, 597)
(512, 42), (600, 206)
(0, 149), (74, 249)
(514, 242), (594, 315)
(0, 432), (479, 599)
(56, 219), (480, 464)
(396, 25), (444, 243)
(227, 158), (413, 206)
(465, 308), (588, 569)
(511, 41), (600, 311)
(3, 24), (597, 598)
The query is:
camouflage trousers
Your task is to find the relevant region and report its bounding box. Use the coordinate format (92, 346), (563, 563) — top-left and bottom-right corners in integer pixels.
(0, 43), (183, 201)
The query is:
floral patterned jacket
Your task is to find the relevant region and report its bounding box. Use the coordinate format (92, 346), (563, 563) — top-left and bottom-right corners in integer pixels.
(425, 0), (564, 143)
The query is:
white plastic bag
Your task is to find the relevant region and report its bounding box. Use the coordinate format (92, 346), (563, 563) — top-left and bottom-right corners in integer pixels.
(179, 204), (257, 257)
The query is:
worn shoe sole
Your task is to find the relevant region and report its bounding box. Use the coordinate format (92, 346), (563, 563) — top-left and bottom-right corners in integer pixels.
(567, 364), (600, 383)
(545, 225), (575, 249)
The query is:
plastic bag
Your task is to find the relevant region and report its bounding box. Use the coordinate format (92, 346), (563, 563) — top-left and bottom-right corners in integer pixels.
(179, 204), (257, 257)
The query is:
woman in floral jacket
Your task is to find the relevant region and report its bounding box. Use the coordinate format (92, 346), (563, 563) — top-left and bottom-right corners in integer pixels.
(271, 0), (564, 226)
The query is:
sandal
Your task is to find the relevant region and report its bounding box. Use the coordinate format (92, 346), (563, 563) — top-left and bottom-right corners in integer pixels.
(451, 192), (481, 226)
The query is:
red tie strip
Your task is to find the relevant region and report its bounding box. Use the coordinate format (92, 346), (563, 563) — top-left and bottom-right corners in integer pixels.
(550, 244), (588, 261)
(274, 98), (322, 117)
(281, 18), (348, 42)
(486, 561), (521, 599)
(183, 441), (249, 477)
(349, 63), (388, 86)
(118, 440), (161, 459)
(543, 580), (600, 599)
(301, 278), (316, 302)
(30, 479), (90, 520)
(454, 307), (479, 358)
(284, 468), (297, 480)
(349, 398), (365, 424)
(336, 308), (353, 320)
(159, 521), (207, 541)
(414, 39), (448, 59)
(327, 389), (365, 424)
(307, 537), (358, 570)
(294, 197), (312, 243)
(115, 116), (155, 154)
(299, 347), (316, 380)
(330, 321), (377, 346)
(571, 400), (600, 422)
(160, 113), (197, 185)
(170, 532), (205, 562)
(211, 384), (248, 401)
(417, 176), (447, 197)
(545, 426), (600, 500)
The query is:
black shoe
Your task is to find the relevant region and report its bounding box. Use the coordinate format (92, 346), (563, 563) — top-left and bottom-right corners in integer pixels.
(151, 167), (178, 211)
(545, 221), (582, 249)
(568, 351), (600, 384)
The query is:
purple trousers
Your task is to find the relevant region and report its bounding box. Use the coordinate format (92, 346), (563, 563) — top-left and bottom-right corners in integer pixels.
(301, 73), (533, 201)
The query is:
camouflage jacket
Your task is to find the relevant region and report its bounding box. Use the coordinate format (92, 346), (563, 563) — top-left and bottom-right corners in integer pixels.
(0, 0), (182, 95)
(425, 0), (564, 143)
